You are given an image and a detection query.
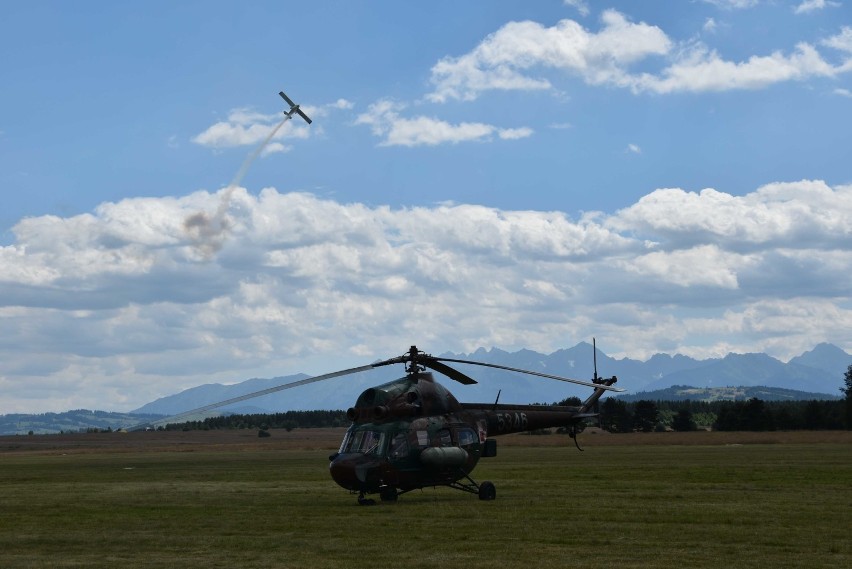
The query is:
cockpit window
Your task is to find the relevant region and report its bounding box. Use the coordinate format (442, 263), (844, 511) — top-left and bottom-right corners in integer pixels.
(457, 427), (478, 447)
(342, 429), (386, 456)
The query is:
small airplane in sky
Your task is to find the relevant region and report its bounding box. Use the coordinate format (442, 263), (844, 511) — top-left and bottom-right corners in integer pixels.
(279, 90), (312, 124)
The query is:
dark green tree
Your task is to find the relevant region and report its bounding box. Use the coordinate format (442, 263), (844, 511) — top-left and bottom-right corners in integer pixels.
(599, 398), (632, 433)
(741, 397), (772, 431)
(557, 396), (583, 407)
(671, 409), (697, 432)
(633, 400), (659, 432)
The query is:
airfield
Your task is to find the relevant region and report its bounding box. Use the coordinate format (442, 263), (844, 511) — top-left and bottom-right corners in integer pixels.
(2, 429), (850, 568)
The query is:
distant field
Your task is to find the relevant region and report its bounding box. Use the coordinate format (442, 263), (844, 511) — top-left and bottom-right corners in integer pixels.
(1, 430), (850, 568)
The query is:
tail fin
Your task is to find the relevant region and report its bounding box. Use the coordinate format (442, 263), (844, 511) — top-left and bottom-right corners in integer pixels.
(579, 375), (618, 414)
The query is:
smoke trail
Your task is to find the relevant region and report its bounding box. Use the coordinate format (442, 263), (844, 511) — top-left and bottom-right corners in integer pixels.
(229, 114), (291, 189)
(184, 115), (292, 258)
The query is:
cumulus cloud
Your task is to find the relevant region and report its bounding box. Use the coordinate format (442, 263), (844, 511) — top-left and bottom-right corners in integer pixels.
(354, 99), (533, 146)
(822, 26), (852, 54)
(563, 0), (590, 17)
(1, 180), (850, 412)
(428, 10), (671, 102)
(635, 42), (838, 93)
(794, 0), (840, 14)
(426, 10), (852, 100)
(192, 108), (308, 149)
(192, 99), (353, 149)
(701, 0), (760, 8)
(608, 180), (852, 250)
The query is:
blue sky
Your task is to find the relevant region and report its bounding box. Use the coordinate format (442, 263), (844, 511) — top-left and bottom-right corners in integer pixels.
(1, 0), (851, 413)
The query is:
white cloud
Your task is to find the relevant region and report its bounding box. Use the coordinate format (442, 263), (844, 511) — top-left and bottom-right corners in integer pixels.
(608, 180), (852, 254)
(822, 26), (852, 54)
(498, 127), (534, 140)
(794, 0), (840, 15)
(426, 10), (852, 99)
(634, 42), (838, 93)
(626, 143), (642, 154)
(330, 98), (355, 110)
(620, 245), (745, 289)
(260, 142), (289, 156)
(192, 98), (352, 149)
(428, 10), (671, 102)
(1, 180), (850, 412)
(701, 0), (760, 9)
(355, 99), (532, 146)
(834, 87), (852, 97)
(192, 108), (307, 149)
(563, 0), (590, 17)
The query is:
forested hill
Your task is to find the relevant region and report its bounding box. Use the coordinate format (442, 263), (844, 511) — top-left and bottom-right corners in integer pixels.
(617, 385), (842, 403)
(0, 409), (165, 436)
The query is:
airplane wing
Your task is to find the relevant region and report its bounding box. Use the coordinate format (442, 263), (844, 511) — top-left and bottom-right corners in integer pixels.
(295, 108), (312, 124)
(279, 91), (296, 107)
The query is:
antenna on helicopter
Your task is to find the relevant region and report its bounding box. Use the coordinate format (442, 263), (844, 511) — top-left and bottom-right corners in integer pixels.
(593, 337), (599, 383)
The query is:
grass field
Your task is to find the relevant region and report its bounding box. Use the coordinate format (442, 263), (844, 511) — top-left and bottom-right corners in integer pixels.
(1, 430), (850, 568)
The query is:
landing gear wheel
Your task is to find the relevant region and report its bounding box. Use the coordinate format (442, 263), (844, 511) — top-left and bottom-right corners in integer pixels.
(379, 486), (398, 502)
(478, 481), (496, 501)
(357, 492), (376, 506)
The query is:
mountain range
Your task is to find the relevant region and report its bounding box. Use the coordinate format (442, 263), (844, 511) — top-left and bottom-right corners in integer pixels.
(2, 343), (847, 435)
(131, 342), (850, 417)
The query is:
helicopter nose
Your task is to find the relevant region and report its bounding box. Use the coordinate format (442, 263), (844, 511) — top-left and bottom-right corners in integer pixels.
(329, 453), (382, 491)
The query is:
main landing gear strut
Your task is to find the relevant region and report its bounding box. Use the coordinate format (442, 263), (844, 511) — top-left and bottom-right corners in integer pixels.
(357, 474), (497, 505)
(449, 471), (496, 501)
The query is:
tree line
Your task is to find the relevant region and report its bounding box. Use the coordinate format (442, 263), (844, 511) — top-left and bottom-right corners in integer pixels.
(596, 397), (847, 432)
(164, 410), (349, 432)
(162, 398), (845, 433)
(166, 365), (852, 433)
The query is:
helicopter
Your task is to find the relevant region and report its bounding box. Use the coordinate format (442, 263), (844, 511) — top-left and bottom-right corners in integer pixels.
(138, 343), (623, 505)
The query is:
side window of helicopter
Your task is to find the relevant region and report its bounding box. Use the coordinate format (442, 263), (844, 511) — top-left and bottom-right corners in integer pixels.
(456, 427), (478, 448)
(436, 429), (452, 447)
(388, 432), (409, 460)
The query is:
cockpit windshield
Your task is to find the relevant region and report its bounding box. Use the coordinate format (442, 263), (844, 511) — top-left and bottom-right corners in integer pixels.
(339, 429), (386, 456)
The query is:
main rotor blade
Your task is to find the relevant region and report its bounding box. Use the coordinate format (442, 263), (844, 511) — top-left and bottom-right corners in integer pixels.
(130, 362), (382, 430)
(421, 359), (478, 385)
(433, 357), (624, 392)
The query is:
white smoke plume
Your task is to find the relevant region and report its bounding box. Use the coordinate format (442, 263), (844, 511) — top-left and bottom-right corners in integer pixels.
(184, 115), (292, 258)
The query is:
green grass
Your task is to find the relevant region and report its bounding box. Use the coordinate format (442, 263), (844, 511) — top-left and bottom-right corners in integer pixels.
(1, 444), (850, 568)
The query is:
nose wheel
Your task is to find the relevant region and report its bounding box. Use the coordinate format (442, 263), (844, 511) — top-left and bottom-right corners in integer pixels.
(478, 481), (496, 501)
